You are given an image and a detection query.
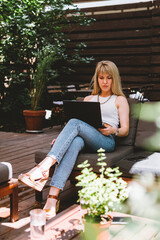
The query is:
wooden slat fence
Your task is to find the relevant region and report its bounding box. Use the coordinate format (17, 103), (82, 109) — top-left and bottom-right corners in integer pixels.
(66, 0), (160, 100)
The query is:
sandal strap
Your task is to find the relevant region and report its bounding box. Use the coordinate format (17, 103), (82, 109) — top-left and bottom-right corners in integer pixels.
(36, 164), (49, 179)
(48, 195), (59, 200)
(26, 165), (48, 182)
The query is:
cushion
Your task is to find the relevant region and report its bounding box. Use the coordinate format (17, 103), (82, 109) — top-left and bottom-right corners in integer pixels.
(73, 146), (134, 173)
(116, 98), (140, 146)
(135, 102), (160, 151)
(117, 151), (160, 177)
(35, 146), (134, 174)
(0, 162), (13, 184)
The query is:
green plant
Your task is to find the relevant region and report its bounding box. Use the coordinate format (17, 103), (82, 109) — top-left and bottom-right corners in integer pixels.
(30, 47), (58, 111)
(0, 0), (94, 130)
(76, 148), (128, 223)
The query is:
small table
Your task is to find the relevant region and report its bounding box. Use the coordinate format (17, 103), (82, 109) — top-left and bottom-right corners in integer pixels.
(14, 204), (160, 239)
(44, 204), (160, 240)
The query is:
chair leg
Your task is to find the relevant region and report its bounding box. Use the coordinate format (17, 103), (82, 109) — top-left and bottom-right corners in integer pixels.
(0, 179), (19, 222)
(35, 190), (43, 202)
(10, 182), (18, 222)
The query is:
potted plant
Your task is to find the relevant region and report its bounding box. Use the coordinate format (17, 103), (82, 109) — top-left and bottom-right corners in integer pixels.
(76, 148), (129, 240)
(23, 54), (49, 133)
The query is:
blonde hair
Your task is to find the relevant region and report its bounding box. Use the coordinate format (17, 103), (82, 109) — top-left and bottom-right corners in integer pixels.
(91, 60), (125, 96)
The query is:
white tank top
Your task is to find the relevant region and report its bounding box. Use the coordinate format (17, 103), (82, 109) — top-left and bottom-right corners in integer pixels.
(89, 95), (119, 128)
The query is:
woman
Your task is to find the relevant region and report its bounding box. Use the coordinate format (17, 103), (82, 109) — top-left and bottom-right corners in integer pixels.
(18, 60), (129, 219)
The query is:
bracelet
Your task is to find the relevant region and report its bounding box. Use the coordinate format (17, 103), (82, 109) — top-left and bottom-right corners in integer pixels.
(115, 128), (119, 136)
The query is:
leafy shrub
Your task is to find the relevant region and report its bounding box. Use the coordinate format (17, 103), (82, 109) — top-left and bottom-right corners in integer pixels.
(0, 0), (94, 131)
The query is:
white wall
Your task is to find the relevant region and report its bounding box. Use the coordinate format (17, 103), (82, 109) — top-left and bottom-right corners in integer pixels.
(74, 0), (153, 9)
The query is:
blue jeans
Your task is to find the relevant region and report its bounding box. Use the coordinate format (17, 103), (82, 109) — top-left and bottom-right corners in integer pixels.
(47, 119), (115, 190)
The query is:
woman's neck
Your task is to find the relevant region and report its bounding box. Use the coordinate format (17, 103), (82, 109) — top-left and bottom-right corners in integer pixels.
(99, 91), (112, 97)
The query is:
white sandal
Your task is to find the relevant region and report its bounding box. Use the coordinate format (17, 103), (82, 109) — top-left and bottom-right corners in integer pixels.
(43, 195), (60, 220)
(18, 165), (49, 192)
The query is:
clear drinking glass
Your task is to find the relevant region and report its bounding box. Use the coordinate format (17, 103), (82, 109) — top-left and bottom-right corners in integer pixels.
(30, 209), (46, 240)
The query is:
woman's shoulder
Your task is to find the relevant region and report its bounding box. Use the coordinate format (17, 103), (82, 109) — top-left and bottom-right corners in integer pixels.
(115, 95), (129, 106)
(84, 95), (95, 101)
(116, 95), (126, 101)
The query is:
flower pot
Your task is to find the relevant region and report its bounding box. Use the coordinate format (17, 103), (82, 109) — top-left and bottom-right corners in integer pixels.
(83, 215), (112, 240)
(23, 110), (46, 133)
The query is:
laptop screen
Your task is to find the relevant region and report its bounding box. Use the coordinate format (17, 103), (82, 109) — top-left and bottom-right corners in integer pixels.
(63, 100), (102, 128)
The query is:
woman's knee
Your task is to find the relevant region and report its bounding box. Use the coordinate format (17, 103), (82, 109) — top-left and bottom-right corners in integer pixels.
(72, 136), (85, 150)
(67, 118), (81, 126)
(105, 139), (115, 152)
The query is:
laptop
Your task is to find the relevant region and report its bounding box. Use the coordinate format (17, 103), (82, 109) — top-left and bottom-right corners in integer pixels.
(63, 100), (103, 128)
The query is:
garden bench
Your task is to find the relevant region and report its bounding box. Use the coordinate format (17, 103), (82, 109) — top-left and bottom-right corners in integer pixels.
(47, 83), (154, 101)
(34, 98), (160, 203)
(47, 83), (91, 101)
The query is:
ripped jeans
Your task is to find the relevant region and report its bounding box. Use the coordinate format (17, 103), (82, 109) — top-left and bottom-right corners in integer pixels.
(47, 118), (115, 190)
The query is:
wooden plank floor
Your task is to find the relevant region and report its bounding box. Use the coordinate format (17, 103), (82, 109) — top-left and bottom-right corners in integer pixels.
(0, 126), (78, 239)
(0, 126), (62, 178)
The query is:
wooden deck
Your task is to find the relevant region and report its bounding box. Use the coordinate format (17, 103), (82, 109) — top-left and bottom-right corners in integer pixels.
(0, 126), (78, 239)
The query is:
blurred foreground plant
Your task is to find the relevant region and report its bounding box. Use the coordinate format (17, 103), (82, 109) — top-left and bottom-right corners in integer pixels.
(76, 148), (129, 223)
(125, 174), (160, 221)
(134, 102), (160, 151)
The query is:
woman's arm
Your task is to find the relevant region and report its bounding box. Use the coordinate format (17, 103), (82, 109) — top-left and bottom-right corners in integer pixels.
(84, 95), (93, 101)
(115, 96), (129, 137)
(99, 96), (129, 137)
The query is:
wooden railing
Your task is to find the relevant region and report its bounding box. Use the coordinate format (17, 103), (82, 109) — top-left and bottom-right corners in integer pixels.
(47, 83), (154, 102)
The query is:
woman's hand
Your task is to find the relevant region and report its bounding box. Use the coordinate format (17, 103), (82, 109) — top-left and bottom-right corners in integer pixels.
(98, 124), (117, 136)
